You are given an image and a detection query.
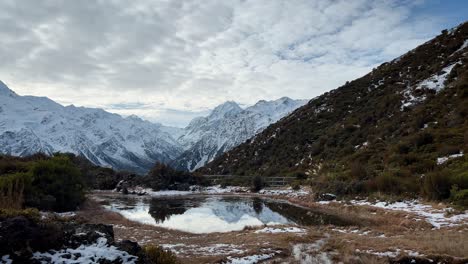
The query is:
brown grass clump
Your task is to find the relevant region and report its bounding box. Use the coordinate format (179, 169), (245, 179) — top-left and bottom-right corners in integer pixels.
(143, 245), (180, 264)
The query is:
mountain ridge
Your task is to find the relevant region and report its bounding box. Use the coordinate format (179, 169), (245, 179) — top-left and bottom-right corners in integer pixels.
(0, 86), (184, 173)
(0, 81), (307, 173)
(199, 22), (468, 197)
(172, 97), (308, 171)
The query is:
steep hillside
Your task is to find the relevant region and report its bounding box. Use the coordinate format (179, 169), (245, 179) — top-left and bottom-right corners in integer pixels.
(0, 83), (183, 173)
(201, 23), (468, 199)
(172, 97), (307, 171)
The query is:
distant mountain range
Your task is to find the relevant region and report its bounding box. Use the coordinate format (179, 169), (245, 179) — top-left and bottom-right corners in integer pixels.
(0, 81), (306, 173)
(0, 82), (183, 173)
(172, 98), (307, 171)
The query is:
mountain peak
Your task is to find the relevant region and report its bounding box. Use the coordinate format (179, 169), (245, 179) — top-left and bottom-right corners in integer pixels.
(209, 101), (242, 118)
(0, 80), (17, 97)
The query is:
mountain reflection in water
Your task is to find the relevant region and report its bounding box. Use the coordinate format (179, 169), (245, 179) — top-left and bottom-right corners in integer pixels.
(105, 195), (352, 234)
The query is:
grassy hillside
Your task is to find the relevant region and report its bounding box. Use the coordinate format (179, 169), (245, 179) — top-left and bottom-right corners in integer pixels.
(200, 22), (468, 204)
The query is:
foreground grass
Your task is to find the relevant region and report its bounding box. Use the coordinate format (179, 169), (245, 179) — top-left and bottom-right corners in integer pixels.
(80, 192), (467, 263)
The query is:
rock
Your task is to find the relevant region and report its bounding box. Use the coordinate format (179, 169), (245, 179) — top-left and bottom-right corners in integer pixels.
(0, 216), (63, 260)
(62, 223), (114, 247)
(115, 240), (142, 256)
(319, 193), (337, 201)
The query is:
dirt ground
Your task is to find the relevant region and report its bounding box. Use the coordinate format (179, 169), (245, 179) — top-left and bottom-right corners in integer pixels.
(77, 191), (468, 264)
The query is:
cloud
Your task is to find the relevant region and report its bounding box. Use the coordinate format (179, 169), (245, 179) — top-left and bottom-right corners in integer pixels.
(0, 0), (450, 126)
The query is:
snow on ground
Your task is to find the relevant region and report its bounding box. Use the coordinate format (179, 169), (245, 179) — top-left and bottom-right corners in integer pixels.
(416, 62), (460, 92)
(437, 152), (464, 165)
(56, 211), (77, 217)
(224, 253), (276, 264)
(254, 226), (306, 234)
(331, 228), (371, 236)
(141, 185), (249, 197)
(161, 243), (246, 256)
(259, 187), (309, 197)
(292, 235), (333, 264)
(355, 248), (423, 258)
(202, 185), (250, 194)
(32, 237), (138, 264)
(138, 185), (309, 197)
(341, 200), (468, 228)
(1, 255), (12, 264)
(452, 39), (468, 55)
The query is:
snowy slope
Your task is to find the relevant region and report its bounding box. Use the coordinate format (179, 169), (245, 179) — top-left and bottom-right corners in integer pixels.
(172, 97), (308, 171)
(0, 81), (183, 173)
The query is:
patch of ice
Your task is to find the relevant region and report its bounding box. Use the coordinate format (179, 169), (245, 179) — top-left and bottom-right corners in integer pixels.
(32, 237), (137, 264)
(224, 253), (275, 264)
(437, 152), (464, 165)
(254, 226), (306, 234)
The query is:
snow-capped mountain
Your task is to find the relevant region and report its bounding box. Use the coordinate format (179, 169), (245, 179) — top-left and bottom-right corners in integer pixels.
(172, 97), (308, 171)
(0, 81), (183, 173)
(0, 80), (306, 173)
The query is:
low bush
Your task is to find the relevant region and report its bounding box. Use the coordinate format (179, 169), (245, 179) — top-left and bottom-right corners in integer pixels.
(423, 156), (468, 206)
(143, 245), (179, 264)
(450, 185), (468, 207)
(0, 154), (86, 212)
(0, 208), (40, 222)
(136, 163), (207, 191)
(251, 175), (264, 192)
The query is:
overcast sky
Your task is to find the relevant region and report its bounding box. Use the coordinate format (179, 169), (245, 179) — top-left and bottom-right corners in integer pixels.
(0, 0), (467, 127)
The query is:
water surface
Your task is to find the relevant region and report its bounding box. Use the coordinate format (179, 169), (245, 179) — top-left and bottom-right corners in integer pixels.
(103, 195), (351, 234)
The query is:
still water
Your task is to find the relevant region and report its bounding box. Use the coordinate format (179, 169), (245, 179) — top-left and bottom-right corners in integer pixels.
(103, 195), (351, 234)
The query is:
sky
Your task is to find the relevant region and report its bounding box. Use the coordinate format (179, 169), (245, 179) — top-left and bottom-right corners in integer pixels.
(0, 0), (466, 127)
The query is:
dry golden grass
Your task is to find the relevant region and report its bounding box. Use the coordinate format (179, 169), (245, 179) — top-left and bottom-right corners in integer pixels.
(79, 192), (467, 263)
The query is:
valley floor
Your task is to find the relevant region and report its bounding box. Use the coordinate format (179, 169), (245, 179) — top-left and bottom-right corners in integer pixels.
(78, 190), (468, 264)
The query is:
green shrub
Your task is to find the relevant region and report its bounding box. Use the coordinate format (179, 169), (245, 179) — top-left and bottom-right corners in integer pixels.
(0, 172), (31, 209)
(290, 180), (301, 190)
(423, 171), (451, 200)
(0, 208), (40, 222)
(424, 157), (468, 201)
(25, 155), (85, 212)
(450, 187), (468, 208)
(373, 170), (418, 195)
(143, 245), (179, 264)
(251, 175), (264, 192)
(140, 163), (202, 191)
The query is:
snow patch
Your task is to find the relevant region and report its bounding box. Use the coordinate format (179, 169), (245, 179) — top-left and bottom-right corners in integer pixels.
(292, 235), (332, 264)
(345, 200), (468, 228)
(356, 248), (423, 258)
(161, 243), (246, 256)
(224, 253), (276, 264)
(416, 62), (460, 92)
(452, 39), (468, 55)
(259, 187), (309, 197)
(437, 152), (464, 165)
(32, 237), (137, 264)
(254, 226), (306, 234)
(1, 255), (12, 264)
